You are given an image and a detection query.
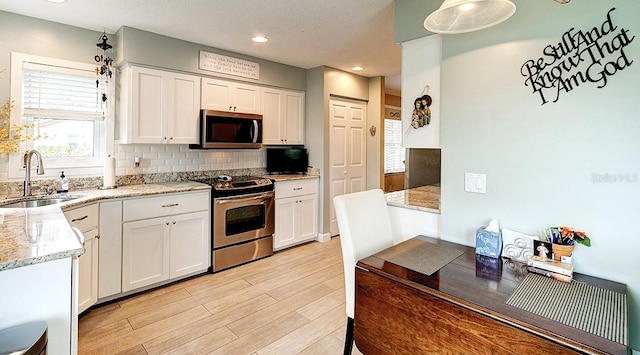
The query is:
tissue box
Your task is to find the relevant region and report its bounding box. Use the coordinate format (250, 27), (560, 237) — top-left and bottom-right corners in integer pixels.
(475, 227), (502, 258)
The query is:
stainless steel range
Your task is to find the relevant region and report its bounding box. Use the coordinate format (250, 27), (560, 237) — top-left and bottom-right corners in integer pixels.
(193, 176), (275, 272)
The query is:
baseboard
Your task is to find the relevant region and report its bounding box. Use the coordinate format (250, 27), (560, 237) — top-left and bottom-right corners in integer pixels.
(316, 232), (331, 243)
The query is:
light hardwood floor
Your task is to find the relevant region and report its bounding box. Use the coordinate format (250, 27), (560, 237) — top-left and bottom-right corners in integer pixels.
(78, 236), (363, 355)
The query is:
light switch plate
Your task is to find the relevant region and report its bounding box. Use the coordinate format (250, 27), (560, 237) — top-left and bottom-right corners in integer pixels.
(465, 173), (486, 193)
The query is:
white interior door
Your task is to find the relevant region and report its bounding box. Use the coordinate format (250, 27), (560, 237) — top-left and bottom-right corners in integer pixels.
(329, 98), (367, 236)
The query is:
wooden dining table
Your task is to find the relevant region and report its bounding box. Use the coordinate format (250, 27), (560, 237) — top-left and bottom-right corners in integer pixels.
(354, 235), (628, 354)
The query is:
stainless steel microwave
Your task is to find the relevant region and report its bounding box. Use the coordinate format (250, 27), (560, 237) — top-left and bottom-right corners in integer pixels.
(191, 110), (263, 149)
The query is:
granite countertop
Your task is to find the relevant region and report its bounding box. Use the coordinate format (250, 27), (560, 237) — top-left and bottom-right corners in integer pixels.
(385, 185), (440, 213)
(0, 181), (212, 272)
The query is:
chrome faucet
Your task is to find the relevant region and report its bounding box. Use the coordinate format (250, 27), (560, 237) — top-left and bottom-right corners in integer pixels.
(23, 150), (45, 196)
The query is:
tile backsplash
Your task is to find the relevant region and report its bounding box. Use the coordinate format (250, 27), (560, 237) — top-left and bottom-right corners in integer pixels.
(0, 144), (318, 197)
(114, 144), (266, 176)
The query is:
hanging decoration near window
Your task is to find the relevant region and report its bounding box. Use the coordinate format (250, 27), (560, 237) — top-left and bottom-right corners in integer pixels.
(520, 8), (635, 106)
(94, 32), (113, 103)
(411, 85), (432, 129)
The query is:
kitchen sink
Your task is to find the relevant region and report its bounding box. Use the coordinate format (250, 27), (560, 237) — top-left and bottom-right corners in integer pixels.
(0, 195), (80, 208)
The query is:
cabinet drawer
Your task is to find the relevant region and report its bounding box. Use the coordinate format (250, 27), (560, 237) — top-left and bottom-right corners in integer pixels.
(275, 179), (318, 199)
(123, 191), (210, 222)
(63, 203), (99, 232)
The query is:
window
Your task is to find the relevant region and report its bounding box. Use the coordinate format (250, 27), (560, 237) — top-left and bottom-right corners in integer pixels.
(384, 118), (405, 173)
(9, 53), (108, 178)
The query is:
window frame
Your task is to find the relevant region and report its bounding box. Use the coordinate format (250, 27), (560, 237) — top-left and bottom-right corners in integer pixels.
(8, 52), (112, 179)
(384, 114), (406, 174)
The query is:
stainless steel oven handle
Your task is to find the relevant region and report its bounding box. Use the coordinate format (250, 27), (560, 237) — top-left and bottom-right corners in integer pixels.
(215, 191), (274, 204)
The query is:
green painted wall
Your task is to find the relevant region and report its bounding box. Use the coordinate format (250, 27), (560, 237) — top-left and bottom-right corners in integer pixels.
(397, 0), (640, 348)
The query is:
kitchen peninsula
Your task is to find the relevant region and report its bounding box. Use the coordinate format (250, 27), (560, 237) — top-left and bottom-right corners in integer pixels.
(385, 185), (440, 243)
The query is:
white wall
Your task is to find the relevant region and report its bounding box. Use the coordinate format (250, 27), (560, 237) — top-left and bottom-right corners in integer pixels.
(435, 0), (639, 347)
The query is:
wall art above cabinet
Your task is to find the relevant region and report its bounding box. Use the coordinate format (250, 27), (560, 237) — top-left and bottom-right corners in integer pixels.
(201, 78), (261, 114)
(119, 66), (201, 144)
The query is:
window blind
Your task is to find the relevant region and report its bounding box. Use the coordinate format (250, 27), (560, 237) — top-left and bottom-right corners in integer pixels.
(22, 62), (105, 120)
(384, 118), (405, 173)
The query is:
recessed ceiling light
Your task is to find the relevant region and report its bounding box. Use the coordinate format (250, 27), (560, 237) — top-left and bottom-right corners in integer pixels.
(352, 66), (364, 71)
(252, 36), (268, 43)
(47, 0), (67, 3)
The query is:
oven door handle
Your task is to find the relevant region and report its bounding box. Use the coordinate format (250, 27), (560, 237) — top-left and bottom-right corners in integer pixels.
(215, 191), (274, 204)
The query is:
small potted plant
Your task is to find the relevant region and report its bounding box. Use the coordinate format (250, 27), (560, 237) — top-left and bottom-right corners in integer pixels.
(545, 226), (591, 261)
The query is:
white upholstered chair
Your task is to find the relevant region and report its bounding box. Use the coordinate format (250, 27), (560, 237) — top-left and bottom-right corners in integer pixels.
(333, 189), (394, 355)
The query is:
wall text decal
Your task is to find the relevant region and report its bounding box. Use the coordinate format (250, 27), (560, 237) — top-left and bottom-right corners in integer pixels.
(521, 8), (635, 105)
(199, 51), (260, 80)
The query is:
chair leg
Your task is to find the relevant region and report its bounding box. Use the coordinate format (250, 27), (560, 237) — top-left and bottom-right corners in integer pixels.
(343, 317), (354, 355)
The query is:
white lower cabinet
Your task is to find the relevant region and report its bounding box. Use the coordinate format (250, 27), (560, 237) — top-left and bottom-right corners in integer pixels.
(77, 229), (99, 313)
(121, 191), (210, 293)
(63, 203), (99, 314)
(274, 179), (318, 250)
(98, 200), (123, 299)
(122, 217), (170, 292)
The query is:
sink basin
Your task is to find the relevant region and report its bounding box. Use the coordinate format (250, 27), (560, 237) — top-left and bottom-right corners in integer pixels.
(0, 196), (80, 208)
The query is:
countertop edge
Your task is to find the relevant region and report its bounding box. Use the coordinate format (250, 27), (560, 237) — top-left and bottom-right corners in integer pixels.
(0, 183), (212, 272)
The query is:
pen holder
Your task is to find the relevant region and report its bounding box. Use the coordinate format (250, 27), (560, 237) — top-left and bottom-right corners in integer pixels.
(475, 227), (502, 258)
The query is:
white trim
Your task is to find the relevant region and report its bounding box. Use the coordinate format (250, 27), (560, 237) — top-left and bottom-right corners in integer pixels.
(8, 52), (112, 179)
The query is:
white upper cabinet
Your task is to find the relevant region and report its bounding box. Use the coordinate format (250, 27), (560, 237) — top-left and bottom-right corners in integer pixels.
(201, 78), (261, 114)
(120, 66), (201, 144)
(262, 88), (305, 145)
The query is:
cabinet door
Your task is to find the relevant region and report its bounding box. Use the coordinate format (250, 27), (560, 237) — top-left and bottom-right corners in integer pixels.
(201, 78), (261, 114)
(274, 197), (297, 250)
(122, 217), (170, 292)
(98, 200), (122, 298)
(167, 73), (201, 144)
(130, 67), (167, 143)
(284, 91), (305, 144)
(77, 229), (99, 314)
(262, 88), (304, 145)
(170, 211), (210, 278)
(201, 78), (233, 111)
(262, 89), (284, 145)
(232, 83), (261, 114)
(296, 194), (318, 242)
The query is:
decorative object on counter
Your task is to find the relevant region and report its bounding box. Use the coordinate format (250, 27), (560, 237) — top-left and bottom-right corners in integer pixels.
(94, 31), (113, 104)
(101, 155), (117, 189)
(501, 228), (539, 262)
(58, 171), (69, 193)
(527, 254), (574, 283)
(533, 240), (553, 259)
(410, 85), (432, 130)
(475, 218), (502, 258)
(424, 0), (516, 35)
(545, 226), (591, 262)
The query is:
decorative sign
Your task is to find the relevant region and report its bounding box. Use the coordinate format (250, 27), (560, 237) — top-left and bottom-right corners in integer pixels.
(199, 51), (260, 80)
(521, 8), (635, 105)
(410, 85), (432, 129)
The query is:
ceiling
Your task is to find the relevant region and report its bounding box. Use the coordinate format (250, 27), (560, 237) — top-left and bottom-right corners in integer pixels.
(0, 0), (403, 94)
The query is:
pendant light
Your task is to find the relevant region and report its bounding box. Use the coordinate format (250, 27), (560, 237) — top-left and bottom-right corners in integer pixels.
(424, 0), (516, 34)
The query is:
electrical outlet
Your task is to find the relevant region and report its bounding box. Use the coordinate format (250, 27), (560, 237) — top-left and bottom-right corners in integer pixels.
(465, 173), (486, 193)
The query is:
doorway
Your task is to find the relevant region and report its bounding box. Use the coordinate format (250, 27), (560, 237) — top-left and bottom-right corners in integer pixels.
(329, 98), (367, 236)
